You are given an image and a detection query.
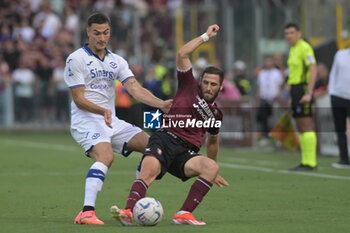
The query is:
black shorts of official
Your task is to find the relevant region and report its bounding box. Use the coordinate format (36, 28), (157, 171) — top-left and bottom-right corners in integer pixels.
(142, 129), (200, 182)
(290, 83), (313, 118)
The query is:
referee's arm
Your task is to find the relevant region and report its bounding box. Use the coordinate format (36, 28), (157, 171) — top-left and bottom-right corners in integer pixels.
(300, 64), (317, 103)
(307, 64), (317, 93)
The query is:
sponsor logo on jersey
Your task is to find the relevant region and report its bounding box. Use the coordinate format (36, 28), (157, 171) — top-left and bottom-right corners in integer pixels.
(90, 83), (114, 89)
(90, 68), (115, 79)
(192, 95), (215, 121)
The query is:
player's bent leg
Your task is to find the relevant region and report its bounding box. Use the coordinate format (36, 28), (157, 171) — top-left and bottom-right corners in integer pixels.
(88, 142), (114, 167)
(183, 156), (219, 182)
(138, 155), (162, 186)
(111, 156), (160, 226)
(172, 156), (218, 225)
(126, 131), (149, 153)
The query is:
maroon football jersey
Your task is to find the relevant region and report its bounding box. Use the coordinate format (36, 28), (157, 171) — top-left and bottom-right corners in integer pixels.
(163, 67), (223, 150)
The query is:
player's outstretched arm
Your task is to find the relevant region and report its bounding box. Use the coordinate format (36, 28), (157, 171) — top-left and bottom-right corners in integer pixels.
(124, 77), (173, 113)
(177, 24), (220, 71)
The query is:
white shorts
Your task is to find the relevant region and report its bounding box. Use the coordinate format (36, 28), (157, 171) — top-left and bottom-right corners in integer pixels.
(70, 115), (142, 157)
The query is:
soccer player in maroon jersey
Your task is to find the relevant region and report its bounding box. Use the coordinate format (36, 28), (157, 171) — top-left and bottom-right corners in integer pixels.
(110, 24), (229, 226)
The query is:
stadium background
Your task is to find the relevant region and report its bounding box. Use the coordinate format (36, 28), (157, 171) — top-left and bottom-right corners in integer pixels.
(0, 0), (350, 154)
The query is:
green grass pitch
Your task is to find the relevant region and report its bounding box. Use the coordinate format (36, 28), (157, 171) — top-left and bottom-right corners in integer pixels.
(1, 131), (350, 233)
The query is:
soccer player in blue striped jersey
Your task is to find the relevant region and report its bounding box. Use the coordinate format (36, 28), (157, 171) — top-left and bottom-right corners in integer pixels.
(64, 12), (172, 225)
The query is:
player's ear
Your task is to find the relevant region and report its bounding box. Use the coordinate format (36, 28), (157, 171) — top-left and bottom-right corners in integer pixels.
(219, 84), (224, 92)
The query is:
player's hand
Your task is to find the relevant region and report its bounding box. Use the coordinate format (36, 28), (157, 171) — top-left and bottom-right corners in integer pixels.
(214, 174), (229, 188)
(104, 110), (112, 128)
(299, 93), (312, 104)
(161, 99), (173, 114)
(206, 24), (220, 39)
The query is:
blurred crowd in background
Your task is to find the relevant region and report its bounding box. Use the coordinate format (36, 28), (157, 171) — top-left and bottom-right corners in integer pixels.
(0, 0), (333, 134)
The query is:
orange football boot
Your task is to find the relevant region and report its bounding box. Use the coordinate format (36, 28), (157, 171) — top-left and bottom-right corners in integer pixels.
(172, 211), (206, 225)
(74, 210), (104, 225)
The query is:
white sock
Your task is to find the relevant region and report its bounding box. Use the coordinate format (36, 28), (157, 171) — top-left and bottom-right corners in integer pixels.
(83, 161), (108, 208)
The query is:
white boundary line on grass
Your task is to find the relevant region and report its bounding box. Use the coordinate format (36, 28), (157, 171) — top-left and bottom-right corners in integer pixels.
(1, 139), (80, 152)
(218, 162), (350, 181)
(0, 170), (136, 177)
(1, 139), (142, 158)
(3, 139), (349, 180)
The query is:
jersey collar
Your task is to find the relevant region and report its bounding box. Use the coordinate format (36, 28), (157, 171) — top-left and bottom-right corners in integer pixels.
(292, 38), (303, 47)
(83, 43), (111, 61)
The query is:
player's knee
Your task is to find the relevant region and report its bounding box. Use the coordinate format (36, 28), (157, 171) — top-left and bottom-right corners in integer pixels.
(138, 156), (161, 184)
(202, 159), (219, 180)
(106, 154), (114, 165)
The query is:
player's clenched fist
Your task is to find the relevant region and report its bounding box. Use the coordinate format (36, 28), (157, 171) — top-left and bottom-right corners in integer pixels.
(206, 24), (220, 38)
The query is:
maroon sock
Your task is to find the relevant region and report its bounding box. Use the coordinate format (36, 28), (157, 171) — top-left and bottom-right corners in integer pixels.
(180, 177), (213, 212)
(125, 179), (148, 210)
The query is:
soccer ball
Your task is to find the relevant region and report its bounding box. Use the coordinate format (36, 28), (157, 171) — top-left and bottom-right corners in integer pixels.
(133, 197), (163, 226)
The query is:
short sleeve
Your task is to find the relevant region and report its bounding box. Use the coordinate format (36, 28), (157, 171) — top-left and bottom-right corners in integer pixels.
(64, 56), (85, 88)
(117, 57), (134, 84)
(177, 67), (197, 89)
(303, 44), (316, 66)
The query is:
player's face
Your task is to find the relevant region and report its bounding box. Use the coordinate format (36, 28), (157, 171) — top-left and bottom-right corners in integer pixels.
(284, 27), (301, 45)
(87, 23), (110, 53)
(199, 73), (223, 102)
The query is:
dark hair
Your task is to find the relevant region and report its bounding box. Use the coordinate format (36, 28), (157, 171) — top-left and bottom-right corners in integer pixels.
(284, 22), (300, 31)
(87, 12), (111, 27)
(201, 66), (224, 84)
